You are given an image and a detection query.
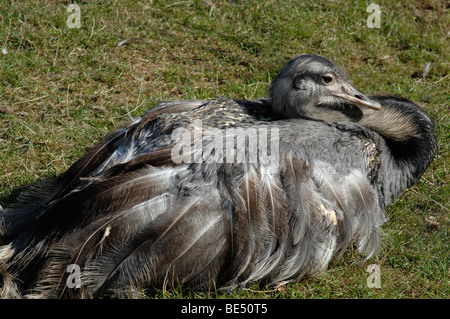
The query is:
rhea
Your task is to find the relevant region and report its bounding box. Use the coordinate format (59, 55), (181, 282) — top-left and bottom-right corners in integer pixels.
(0, 54), (436, 298)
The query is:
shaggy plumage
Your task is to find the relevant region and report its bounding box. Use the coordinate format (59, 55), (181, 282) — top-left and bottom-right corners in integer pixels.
(0, 54), (437, 298)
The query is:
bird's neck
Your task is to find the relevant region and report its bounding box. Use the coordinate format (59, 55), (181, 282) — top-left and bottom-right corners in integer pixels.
(359, 95), (437, 203)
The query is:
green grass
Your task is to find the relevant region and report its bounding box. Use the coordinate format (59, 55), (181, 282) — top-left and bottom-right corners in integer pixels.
(0, 0), (448, 299)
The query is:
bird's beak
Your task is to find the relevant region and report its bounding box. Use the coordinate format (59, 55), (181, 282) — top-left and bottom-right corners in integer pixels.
(329, 82), (382, 111)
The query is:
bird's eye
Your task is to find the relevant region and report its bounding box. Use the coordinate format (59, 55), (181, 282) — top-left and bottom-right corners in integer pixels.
(322, 73), (334, 85)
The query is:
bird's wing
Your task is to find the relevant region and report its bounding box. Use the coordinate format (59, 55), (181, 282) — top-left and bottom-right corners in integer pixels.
(0, 100), (208, 238)
(211, 123), (386, 287)
(0, 100), (214, 297)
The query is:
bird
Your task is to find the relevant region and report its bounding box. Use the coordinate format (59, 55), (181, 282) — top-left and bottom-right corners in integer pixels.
(0, 54), (437, 298)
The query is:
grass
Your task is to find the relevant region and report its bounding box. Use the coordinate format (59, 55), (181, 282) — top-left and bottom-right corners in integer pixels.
(0, 0), (448, 299)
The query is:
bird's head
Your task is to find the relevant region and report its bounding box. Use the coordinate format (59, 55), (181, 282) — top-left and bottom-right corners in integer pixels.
(269, 54), (382, 122)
